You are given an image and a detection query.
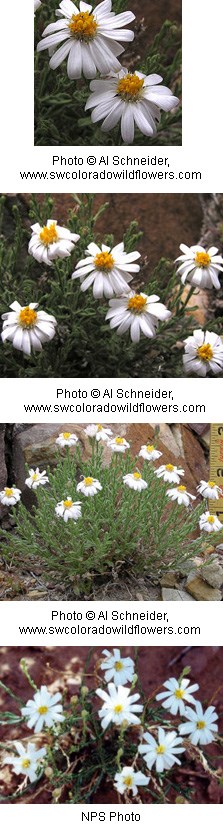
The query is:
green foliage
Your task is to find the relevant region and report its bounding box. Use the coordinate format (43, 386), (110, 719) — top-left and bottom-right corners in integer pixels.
(1, 439), (222, 597)
(34, 2), (182, 146)
(1, 193), (222, 378)
(0, 653), (222, 804)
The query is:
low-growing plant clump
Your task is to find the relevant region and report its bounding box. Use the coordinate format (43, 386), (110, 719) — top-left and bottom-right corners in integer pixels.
(1, 427), (222, 597)
(0, 649), (222, 804)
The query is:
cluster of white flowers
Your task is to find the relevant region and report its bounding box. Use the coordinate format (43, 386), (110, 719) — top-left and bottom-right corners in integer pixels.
(3, 652), (220, 798)
(96, 651), (219, 797)
(1, 431), (222, 536)
(36, 1), (179, 144)
(175, 242), (223, 376)
(2, 219), (223, 370)
(4, 685), (65, 784)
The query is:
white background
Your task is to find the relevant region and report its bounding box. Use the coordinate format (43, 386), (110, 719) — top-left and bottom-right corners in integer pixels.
(0, 0), (223, 824)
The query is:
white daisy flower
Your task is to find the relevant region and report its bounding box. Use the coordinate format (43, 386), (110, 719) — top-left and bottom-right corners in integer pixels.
(86, 69), (179, 143)
(155, 464), (184, 484)
(138, 728), (185, 773)
(1, 301), (57, 356)
(34, 0), (42, 13)
(0, 486), (21, 506)
(199, 511), (223, 533)
(107, 436), (130, 453)
(55, 497), (82, 522)
(105, 292), (171, 343)
(21, 685), (65, 733)
(175, 244), (223, 290)
(28, 220), (80, 266)
(72, 241), (140, 299)
(100, 648), (135, 686)
(197, 480), (223, 501)
(37, 1), (135, 80)
(4, 741), (46, 783)
(25, 468), (49, 490)
(166, 485), (195, 507)
(114, 766), (149, 796)
(183, 330), (223, 377)
(84, 423), (113, 441)
(139, 444), (162, 462)
(56, 431), (78, 447)
(96, 682), (143, 730)
(76, 476), (102, 496)
(156, 677), (199, 717)
(123, 471), (148, 492)
(179, 702), (218, 745)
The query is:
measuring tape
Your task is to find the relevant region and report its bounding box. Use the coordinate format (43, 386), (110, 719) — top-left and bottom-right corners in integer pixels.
(209, 424), (223, 520)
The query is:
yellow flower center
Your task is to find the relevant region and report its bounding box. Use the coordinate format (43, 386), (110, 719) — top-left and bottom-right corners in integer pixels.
(84, 477), (94, 486)
(177, 485), (186, 492)
(127, 294), (147, 314)
(208, 481), (215, 487)
(156, 744), (166, 754)
(195, 251), (211, 267)
(197, 343), (213, 362)
(146, 445), (154, 452)
(22, 758), (31, 769)
(114, 661), (123, 671)
(94, 251), (115, 271)
(196, 720), (205, 729)
(174, 688), (185, 699)
(123, 775), (133, 787)
(39, 222), (58, 246)
(165, 464), (174, 472)
(32, 473), (38, 481)
(115, 437), (125, 444)
(117, 73), (144, 101)
(114, 704), (123, 714)
(69, 11), (97, 39)
(63, 500), (73, 508)
(97, 424), (103, 431)
(133, 472), (141, 479)
(38, 705), (48, 715)
(62, 432), (71, 440)
(4, 488), (14, 497)
(19, 307), (37, 329)
(207, 515), (215, 524)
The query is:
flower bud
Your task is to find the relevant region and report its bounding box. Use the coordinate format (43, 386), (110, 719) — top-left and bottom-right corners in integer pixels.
(45, 767), (53, 778)
(81, 686), (89, 697)
(70, 695), (78, 706)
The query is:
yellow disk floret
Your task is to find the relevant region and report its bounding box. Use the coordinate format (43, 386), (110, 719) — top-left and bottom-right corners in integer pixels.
(94, 252), (115, 271)
(197, 343), (213, 362)
(123, 775), (133, 787)
(127, 295), (147, 314)
(39, 222), (58, 246)
(84, 477), (94, 486)
(63, 500), (73, 508)
(207, 515), (215, 524)
(117, 73), (144, 101)
(22, 759), (31, 769)
(19, 307), (37, 329)
(194, 251), (211, 268)
(69, 11), (97, 39)
(4, 488), (14, 497)
(38, 705), (48, 715)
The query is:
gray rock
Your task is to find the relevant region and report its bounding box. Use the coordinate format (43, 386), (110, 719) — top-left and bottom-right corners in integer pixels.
(201, 561), (223, 589)
(161, 588), (195, 601)
(186, 575), (222, 601)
